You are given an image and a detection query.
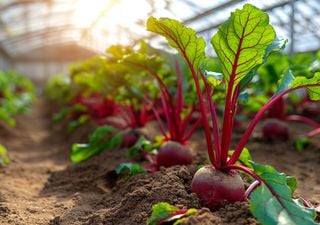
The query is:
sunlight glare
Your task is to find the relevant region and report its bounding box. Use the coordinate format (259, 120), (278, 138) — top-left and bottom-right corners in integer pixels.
(73, 0), (108, 27)
(72, 0), (151, 45)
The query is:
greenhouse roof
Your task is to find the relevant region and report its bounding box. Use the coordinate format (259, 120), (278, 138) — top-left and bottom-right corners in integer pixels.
(0, 0), (319, 61)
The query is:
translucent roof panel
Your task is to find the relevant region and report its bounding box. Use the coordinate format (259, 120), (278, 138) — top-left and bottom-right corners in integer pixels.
(0, 0), (319, 61)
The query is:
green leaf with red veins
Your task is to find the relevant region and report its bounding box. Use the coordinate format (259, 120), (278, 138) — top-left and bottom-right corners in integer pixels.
(250, 162), (319, 225)
(291, 72), (320, 100)
(276, 71), (320, 100)
(211, 4), (275, 95)
(147, 202), (197, 225)
(146, 17), (206, 79)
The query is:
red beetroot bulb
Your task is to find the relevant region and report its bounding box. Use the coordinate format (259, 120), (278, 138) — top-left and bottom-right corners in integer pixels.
(156, 141), (192, 168)
(121, 129), (140, 148)
(191, 166), (245, 209)
(262, 118), (289, 140)
(301, 103), (320, 118)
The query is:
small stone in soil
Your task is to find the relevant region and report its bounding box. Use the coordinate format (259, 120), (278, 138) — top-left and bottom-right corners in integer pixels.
(49, 216), (61, 225)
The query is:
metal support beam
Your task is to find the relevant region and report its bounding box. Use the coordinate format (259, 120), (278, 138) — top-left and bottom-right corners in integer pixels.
(0, 0), (52, 12)
(197, 0), (292, 34)
(13, 42), (97, 63)
(1, 11), (75, 28)
(183, 0), (244, 24)
(289, 0), (295, 55)
(0, 44), (12, 62)
(1, 25), (83, 46)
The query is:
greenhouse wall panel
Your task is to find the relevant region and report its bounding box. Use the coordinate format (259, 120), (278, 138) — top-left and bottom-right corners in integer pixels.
(14, 61), (71, 81)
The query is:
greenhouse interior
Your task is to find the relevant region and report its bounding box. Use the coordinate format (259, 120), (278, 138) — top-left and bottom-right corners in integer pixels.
(0, 0), (320, 224)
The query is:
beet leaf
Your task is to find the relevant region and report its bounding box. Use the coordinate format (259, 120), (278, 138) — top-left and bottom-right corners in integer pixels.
(0, 144), (10, 166)
(249, 162), (318, 225)
(115, 162), (145, 178)
(212, 4), (275, 95)
(126, 135), (156, 158)
(147, 202), (197, 225)
(147, 17), (206, 75)
(71, 125), (123, 163)
(228, 147), (252, 169)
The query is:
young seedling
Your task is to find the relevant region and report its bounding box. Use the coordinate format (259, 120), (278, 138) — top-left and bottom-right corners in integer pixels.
(147, 4), (320, 224)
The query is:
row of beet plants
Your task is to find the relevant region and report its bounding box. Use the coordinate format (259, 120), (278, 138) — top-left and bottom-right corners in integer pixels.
(145, 3), (320, 225)
(0, 70), (35, 166)
(45, 4), (320, 225)
(45, 42), (205, 169)
(239, 50), (320, 149)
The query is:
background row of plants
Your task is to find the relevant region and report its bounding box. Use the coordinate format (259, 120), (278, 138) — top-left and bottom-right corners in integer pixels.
(46, 4), (320, 225)
(46, 39), (320, 162)
(0, 70), (35, 166)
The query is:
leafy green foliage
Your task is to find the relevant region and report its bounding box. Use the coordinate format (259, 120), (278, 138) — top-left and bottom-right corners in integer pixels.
(67, 114), (90, 133)
(276, 71), (320, 100)
(0, 71), (35, 126)
(147, 17), (206, 78)
(147, 202), (197, 225)
(45, 74), (71, 102)
(109, 40), (202, 144)
(228, 148), (253, 169)
(250, 162), (318, 225)
(295, 137), (310, 151)
(257, 54), (289, 93)
(291, 72), (320, 100)
(211, 4), (275, 94)
(0, 145), (10, 166)
(126, 136), (156, 158)
(106, 43), (164, 102)
(0, 71), (34, 165)
(47, 45), (164, 130)
(115, 162), (145, 177)
(71, 126), (123, 163)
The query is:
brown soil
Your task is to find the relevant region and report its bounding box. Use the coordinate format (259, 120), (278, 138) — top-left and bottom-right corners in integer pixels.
(0, 98), (319, 225)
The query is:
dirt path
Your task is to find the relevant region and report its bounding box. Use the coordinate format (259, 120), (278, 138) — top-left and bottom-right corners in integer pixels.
(0, 98), (71, 225)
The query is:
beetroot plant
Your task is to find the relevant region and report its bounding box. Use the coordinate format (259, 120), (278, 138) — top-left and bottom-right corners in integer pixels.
(245, 52), (320, 140)
(147, 64), (200, 168)
(114, 45), (202, 168)
(147, 4), (320, 224)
